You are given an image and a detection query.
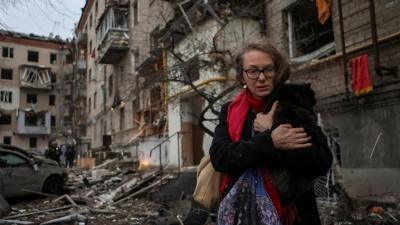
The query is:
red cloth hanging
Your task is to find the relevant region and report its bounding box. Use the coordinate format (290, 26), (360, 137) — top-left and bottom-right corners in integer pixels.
(351, 54), (373, 96)
(91, 48), (96, 58)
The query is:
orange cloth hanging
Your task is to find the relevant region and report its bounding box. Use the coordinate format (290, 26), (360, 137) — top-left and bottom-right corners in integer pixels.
(316, 0), (331, 24)
(351, 54), (374, 96)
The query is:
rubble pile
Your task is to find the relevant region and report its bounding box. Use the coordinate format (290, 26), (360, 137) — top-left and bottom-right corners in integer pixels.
(318, 196), (400, 225)
(2, 158), (399, 225)
(1, 159), (185, 225)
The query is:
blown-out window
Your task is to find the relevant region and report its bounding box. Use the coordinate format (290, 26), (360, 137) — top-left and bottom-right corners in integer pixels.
(286, 1), (335, 63)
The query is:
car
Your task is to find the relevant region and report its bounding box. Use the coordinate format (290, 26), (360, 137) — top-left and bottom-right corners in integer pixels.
(0, 144), (67, 199)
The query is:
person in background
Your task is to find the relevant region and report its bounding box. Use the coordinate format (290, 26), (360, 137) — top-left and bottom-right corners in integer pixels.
(45, 143), (61, 166)
(209, 39), (333, 225)
(66, 145), (76, 168)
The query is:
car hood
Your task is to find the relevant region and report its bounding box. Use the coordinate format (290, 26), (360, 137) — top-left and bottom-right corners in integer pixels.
(33, 155), (59, 166)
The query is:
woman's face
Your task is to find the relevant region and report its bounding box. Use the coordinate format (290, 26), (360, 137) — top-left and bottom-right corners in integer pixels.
(241, 50), (275, 99)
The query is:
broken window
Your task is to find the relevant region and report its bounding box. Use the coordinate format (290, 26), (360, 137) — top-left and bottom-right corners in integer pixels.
(25, 113), (45, 127)
(51, 115), (56, 127)
(0, 91), (12, 103)
(114, 8), (128, 28)
(49, 95), (55, 106)
(27, 94), (37, 104)
(27, 50), (39, 62)
(286, 0), (335, 62)
(2, 47), (14, 58)
(150, 86), (161, 108)
(50, 53), (57, 64)
(50, 72), (57, 83)
(29, 137), (37, 148)
(3, 136), (11, 145)
(1, 68), (13, 80)
(21, 66), (52, 88)
(0, 114), (12, 125)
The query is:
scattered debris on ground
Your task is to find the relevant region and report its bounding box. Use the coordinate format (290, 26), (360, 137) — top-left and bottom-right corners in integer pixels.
(1, 158), (399, 225)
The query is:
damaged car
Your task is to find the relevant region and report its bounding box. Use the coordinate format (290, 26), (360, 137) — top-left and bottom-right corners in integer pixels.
(0, 144), (67, 199)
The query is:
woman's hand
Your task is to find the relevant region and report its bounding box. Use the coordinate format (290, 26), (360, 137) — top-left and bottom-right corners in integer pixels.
(271, 124), (312, 150)
(254, 101), (278, 132)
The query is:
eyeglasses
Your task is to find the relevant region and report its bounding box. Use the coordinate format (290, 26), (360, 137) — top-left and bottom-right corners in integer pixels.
(243, 66), (275, 80)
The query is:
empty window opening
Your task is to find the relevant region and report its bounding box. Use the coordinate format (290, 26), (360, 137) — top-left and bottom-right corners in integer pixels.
(1, 68), (13, 80)
(51, 115), (56, 127)
(29, 137), (37, 148)
(27, 51), (39, 62)
(50, 53), (57, 64)
(49, 95), (55, 106)
(286, 1), (335, 62)
(25, 114), (45, 127)
(0, 115), (12, 125)
(0, 91), (12, 103)
(27, 94), (37, 104)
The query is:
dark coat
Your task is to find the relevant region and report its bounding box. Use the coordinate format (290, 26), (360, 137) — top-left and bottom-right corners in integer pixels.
(209, 87), (333, 225)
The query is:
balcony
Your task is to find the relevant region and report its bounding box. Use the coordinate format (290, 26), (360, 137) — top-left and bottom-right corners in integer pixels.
(16, 109), (51, 135)
(19, 65), (52, 90)
(76, 31), (87, 44)
(96, 7), (129, 64)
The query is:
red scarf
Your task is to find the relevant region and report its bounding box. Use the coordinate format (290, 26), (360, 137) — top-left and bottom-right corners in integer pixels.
(221, 89), (286, 221)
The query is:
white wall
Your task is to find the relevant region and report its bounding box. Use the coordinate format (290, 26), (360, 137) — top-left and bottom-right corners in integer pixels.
(0, 86), (19, 110)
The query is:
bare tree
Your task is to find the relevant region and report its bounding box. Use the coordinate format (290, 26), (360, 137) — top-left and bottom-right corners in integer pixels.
(137, 0), (266, 136)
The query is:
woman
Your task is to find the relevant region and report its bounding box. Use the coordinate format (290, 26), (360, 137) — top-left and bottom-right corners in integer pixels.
(210, 39), (333, 225)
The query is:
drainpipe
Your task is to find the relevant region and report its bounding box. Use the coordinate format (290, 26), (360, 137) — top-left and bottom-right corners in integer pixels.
(337, 0), (350, 97)
(368, 0), (397, 77)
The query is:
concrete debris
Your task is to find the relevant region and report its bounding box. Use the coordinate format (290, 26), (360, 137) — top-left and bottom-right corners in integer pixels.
(0, 194), (11, 218)
(4, 158), (399, 225)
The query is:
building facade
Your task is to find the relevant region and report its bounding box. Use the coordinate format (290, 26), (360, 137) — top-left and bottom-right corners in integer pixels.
(75, 0), (173, 164)
(264, 0), (400, 198)
(0, 31), (72, 151)
(73, 0), (400, 198)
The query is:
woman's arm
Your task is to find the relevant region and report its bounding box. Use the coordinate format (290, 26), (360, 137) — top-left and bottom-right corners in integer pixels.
(209, 103), (282, 173)
(275, 122), (333, 178)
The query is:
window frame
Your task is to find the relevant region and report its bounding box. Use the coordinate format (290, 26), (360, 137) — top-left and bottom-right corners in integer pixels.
(1, 68), (13, 80)
(50, 53), (57, 64)
(27, 94), (37, 104)
(27, 50), (39, 62)
(2, 47), (14, 58)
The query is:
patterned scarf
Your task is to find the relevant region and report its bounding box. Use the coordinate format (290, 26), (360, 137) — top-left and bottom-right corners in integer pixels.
(219, 89), (291, 224)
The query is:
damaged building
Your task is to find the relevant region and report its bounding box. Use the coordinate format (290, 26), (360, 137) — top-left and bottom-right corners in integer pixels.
(0, 31), (74, 151)
(73, 0), (400, 200)
(263, 0), (400, 198)
(74, 0), (173, 167)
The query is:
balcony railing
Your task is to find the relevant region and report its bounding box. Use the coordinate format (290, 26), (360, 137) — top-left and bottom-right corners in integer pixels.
(96, 7), (129, 64)
(19, 65), (52, 90)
